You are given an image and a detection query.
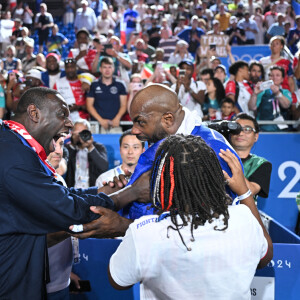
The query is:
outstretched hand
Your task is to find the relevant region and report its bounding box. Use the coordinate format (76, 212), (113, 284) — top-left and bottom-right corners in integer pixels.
(219, 149), (248, 196)
(97, 169), (132, 195)
(69, 206), (132, 239)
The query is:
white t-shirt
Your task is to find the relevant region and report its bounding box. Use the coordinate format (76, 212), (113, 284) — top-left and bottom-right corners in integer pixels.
(110, 205), (268, 300)
(171, 80), (206, 118)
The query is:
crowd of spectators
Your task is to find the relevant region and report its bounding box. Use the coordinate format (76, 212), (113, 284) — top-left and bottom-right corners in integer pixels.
(0, 0), (300, 131)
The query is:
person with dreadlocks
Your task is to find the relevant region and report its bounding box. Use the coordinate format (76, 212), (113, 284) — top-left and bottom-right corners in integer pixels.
(71, 83), (243, 239)
(108, 135), (273, 299)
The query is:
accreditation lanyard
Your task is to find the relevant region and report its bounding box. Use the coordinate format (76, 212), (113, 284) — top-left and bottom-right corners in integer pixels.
(272, 98), (280, 117)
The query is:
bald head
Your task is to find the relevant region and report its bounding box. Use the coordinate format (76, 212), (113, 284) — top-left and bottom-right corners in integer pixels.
(130, 84), (185, 144)
(131, 84), (179, 114)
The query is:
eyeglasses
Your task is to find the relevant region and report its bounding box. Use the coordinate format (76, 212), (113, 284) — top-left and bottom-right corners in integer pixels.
(241, 126), (256, 134)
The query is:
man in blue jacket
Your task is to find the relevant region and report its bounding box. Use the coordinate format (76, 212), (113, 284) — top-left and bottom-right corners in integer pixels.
(0, 87), (120, 299)
(71, 84), (243, 239)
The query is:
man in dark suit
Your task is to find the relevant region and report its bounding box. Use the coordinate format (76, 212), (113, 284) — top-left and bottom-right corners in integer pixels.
(65, 119), (108, 188)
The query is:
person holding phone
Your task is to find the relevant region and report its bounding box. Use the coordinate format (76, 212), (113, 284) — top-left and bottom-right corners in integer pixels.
(172, 59), (206, 117)
(91, 36), (132, 84)
(168, 40), (193, 65)
(68, 28), (98, 73)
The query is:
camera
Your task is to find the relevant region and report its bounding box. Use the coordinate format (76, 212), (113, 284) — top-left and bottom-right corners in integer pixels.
(203, 120), (242, 140)
(79, 130), (92, 142)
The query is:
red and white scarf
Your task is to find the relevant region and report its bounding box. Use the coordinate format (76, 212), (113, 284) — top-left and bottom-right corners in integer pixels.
(3, 120), (56, 176)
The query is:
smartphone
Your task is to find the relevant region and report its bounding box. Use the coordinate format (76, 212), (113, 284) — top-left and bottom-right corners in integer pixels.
(80, 43), (88, 51)
(210, 44), (216, 50)
(69, 280), (91, 292)
(179, 69), (186, 77)
(260, 80), (274, 91)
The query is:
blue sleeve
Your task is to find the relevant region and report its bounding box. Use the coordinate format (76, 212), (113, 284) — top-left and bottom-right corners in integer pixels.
(58, 32), (67, 41)
(267, 24), (274, 35)
(178, 29), (188, 42)
(2, 149), (114, 234)
(86, 82), (96, 98)
(119, 82), (127, 95)
(287, 29), (294, 43)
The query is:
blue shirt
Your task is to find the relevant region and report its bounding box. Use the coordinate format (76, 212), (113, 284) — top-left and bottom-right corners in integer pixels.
(287, 27), (300, 55)
(122, 125), (242, 220)
(178, 26), (205, 54)
(123, 9), (139, 29)
(87, 77), (127, 120)
(237, 19), (259, 40)
(267, 23), (285, 37)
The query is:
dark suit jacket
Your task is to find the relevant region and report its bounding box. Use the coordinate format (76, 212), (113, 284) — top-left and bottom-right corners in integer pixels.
(65, 142), (109, 187)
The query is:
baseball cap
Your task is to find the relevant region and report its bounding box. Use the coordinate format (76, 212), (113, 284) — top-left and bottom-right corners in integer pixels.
(212, 19), (220, 25)
(214, 64), (227, 73)
(76, 27), (90, 38)
(14, 18), (23, 24)
(230, 16), (238, 24)
(177, 39), (188, 47)
(26, 69), (42, 81)
(210, 56), (221, 63)
(46, 53), (60, 62)
(24, 37), (34, 48)
(178, 59), (194, 68)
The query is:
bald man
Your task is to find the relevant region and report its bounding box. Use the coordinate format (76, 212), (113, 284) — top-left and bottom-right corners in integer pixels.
(72, 84), (243, 239)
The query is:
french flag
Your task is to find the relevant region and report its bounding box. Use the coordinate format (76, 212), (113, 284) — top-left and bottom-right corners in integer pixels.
(120, 17), (127, 46)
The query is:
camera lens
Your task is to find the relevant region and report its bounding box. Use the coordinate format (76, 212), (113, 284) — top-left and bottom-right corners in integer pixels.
(79, 130), (92, 142)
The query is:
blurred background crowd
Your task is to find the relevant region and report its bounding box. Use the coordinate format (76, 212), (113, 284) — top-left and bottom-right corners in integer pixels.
(0, 0), (300, 132)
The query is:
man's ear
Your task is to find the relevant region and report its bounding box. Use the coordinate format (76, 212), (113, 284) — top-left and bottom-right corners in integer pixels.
(254, 132), (259, 142)
(161, 112), (175, 128)
(27, 104), (40, 123)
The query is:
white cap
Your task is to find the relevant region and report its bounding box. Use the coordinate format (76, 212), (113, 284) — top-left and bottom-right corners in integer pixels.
(230, 16), (238, 24)
(26, 69), (42, 81)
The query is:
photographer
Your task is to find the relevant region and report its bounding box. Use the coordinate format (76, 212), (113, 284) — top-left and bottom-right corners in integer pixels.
(65, 119), (108, 188)
(171, 59), (206, 117)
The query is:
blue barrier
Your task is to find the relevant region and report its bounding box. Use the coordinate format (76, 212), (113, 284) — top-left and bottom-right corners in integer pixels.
(70, 239), (139, 300)
(93, 133), (300, 231)
(251, 215), (300, 300)
(219, 45), (271, 72)
(70, 218), (300, 300)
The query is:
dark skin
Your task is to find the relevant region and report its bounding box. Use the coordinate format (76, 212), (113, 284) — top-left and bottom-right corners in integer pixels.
(65, 62), (87, 113)
(12, 93), (73, 156)
(175, 64), (205, 104)
(46, 56), (60, 75)
(71, 84), (185, 239)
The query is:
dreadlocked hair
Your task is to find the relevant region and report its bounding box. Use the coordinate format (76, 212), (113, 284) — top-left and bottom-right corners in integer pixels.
(150, 134), (232, 251)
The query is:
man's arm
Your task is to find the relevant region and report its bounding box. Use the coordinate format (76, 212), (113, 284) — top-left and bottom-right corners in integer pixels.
(111, 95), (127, 128)
(3, 150), (115, 234)
(70, 171), (151, 239)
